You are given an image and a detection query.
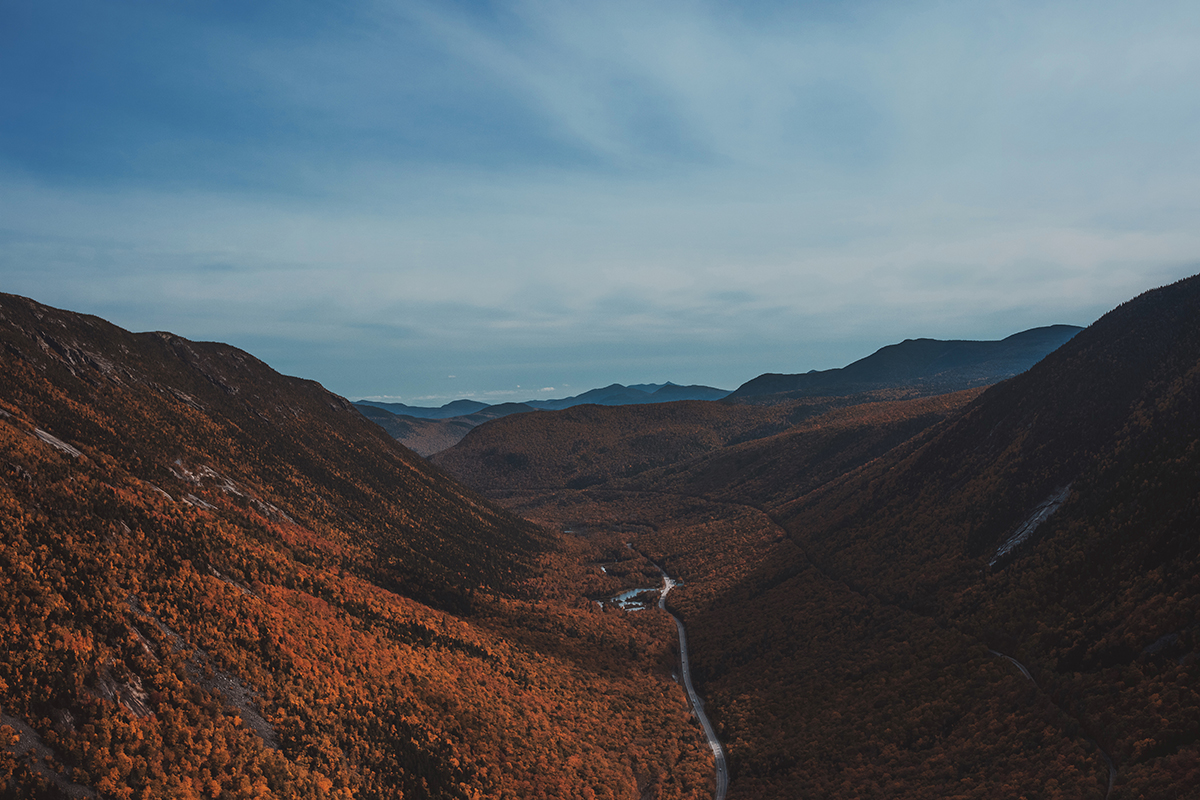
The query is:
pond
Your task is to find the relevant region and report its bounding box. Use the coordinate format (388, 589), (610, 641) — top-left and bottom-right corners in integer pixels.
(606, 586), (661, 611)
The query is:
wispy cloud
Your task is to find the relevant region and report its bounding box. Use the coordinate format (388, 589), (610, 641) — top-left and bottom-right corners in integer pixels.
(2, 1), (1199, 398)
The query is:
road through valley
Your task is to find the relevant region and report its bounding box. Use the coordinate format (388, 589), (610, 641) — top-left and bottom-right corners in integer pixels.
(657, 573), (729, 800)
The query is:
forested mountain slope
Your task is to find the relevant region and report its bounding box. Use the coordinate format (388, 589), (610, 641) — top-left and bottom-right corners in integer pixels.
(434, 276), (1200, 798)
(779, 273), (1200, 604)
(0, 294), (713, 800)
(670, 275), (1200, 798)
(616, 390), (983, 510)
(432, 399), (800, 491)
(432, 325), (1081, 496)
(0, 293), (542, 609)
(355, 399), (490, 420)
(432, 390), (956, 494)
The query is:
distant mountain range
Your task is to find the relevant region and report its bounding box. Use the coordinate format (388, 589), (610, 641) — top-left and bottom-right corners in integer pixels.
(357, 381), (731, 420)
(526, 382), (733, 409)
(726, 324), (1084, 402)
(354, 382), (733, 455)
(359, 326), (1080, 456)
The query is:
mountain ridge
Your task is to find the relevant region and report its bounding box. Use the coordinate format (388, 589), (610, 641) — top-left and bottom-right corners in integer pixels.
(360, 325), (1077, 458)
(356, 383), (733, 456)
(727, 324), (1083, 402)
(357, 381), (731, 421)
(429, 277), (1200, 798)
(0, 291), (714, 799)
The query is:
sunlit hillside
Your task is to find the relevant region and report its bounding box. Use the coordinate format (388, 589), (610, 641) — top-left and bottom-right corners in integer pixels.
(0, 294), (713, 800)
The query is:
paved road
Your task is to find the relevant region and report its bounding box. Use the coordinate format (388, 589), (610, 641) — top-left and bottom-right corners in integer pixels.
(988, 649), (1037, 684)
(658, 574), (729, 800)
(990, 649), (1116, 799)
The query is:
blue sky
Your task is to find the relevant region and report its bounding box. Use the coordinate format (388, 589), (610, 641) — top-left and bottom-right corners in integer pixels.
(3, 1), (1199, 403)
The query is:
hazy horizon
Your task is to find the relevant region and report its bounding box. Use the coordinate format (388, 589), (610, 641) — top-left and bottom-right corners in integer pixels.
(4, 1), (1199, 402)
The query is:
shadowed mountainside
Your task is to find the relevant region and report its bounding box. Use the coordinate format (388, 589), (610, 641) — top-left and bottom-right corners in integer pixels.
(364, 327), (1072, 461)
(616, 389), (984, 509)
(358, 382), (729, 422)
(432, 386), (988, 495)
(667, 274), (1200, 799)
(433, 277), (1200, 798)
(431, 324), (1079, 489)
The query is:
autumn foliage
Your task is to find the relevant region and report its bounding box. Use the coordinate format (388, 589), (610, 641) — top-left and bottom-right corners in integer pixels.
(6, 271), (1200, 799)
(434, 276), (1200, 798)
(0, 294), (713, 799)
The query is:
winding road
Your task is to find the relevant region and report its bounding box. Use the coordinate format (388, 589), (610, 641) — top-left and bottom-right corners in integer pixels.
(656, 572), (729, 800)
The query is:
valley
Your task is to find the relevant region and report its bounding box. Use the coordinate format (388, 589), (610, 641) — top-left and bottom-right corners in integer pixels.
(9, 4), (1199, 799)
(2, 275), (1199, 799)
(655, 572), (728, 800)
(426, 276), (1200, 798)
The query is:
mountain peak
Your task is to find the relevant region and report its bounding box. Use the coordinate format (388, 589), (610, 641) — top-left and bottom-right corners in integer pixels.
(728, 325), (1083, 403)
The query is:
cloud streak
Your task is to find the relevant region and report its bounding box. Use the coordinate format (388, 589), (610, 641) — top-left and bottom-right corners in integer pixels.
(2, 1), (1199, 400)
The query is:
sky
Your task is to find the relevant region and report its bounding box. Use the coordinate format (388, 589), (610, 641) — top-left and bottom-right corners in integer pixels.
(3, 1), (1199, 404)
